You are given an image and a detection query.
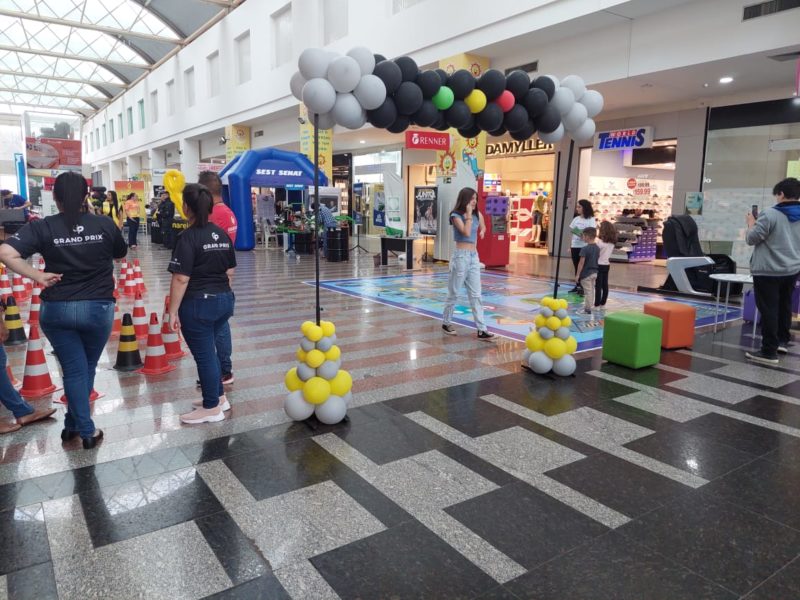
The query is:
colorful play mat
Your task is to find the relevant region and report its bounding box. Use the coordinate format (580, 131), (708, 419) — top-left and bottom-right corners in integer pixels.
(312, 271), (741, 352)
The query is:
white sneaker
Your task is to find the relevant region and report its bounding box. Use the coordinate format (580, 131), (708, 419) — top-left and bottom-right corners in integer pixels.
(192, 395), (231, 411)
(180, 406), (225, 424)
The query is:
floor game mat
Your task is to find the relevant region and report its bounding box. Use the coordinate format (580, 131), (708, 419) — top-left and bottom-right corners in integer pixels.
(312, 271), (741, 352)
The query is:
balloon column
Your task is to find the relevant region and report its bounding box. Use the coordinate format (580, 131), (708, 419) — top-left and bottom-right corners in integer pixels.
(163, 169), (186, 220)
(291, 47), (603, 143)
(284, 320), (353, 424)
(523, 297), (578, 376)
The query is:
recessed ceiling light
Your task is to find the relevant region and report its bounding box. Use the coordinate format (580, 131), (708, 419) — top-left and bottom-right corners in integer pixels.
(719, 76), (734, 84)
(359, 139), (366, 144)
(703, 83), (710, 88)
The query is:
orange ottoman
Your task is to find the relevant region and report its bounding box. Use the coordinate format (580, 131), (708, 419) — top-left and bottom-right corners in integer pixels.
(643, 301), (696, 349)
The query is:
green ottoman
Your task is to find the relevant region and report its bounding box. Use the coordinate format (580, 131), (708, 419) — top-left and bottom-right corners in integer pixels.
(602, 311), (663, 369)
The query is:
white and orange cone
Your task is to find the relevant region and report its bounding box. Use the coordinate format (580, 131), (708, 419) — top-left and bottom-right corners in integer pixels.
(161, 312), (185, 360)
(110, 301), (122, 337)
(23, 277), (32, 297)
(132, 292), (148, 339)
(28, 284), (41, 325)
(124, 265), (137, 296)
(0, 268), (12, 302)
(138, 313), (176, 375)
(133, 259), (146, 294)
(11, 274), (27, 303)
(6, 365), (21, 390)
(116, 264), (127, 297)
(19, 324), (60, 399)
(55, 389), (104, 405)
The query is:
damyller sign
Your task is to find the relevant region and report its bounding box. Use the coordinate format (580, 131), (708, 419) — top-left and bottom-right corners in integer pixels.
(594, 127), (654, 151)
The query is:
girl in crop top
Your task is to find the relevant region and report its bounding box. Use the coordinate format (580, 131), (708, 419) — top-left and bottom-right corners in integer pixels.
(441, 187), (495, 341)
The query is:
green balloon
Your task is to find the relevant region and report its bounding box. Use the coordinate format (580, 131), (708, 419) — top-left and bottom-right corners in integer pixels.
(432, 86), (454, 110)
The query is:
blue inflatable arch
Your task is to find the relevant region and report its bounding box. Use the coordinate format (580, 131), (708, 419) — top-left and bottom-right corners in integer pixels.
(219, 147), (328, 250)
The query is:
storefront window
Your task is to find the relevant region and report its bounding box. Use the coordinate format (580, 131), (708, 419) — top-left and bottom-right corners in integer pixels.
(353, 149), (402, 235)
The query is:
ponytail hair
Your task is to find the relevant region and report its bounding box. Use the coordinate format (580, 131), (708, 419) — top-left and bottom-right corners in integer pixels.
(53, 171), (88, 232)
(183, 183), (213, 227)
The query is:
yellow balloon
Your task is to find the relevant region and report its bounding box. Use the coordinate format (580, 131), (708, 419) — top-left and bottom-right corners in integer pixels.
(303, 377), (331, 405)
(163, 169), (186, 220)
(296, 348), (307, 362)
(330, 370), (353, 396)
(565, 336), (578, 355)
(544, 337), (567, 360)
(285, 368), (303, 391)
(464, 89), (487, 113)
(301, 321), (315, 336)
(559, 299), (569, 310)
(561, 316), (572, 328)
(534, 314), (547, 328)
(306, 325), (323, 342)
(325, 345), (341, 362)
(545, 316), (562, 331)
(525, 331), (545, 352)
(320, 320), (336, 337)
(306, 349), (325, 368)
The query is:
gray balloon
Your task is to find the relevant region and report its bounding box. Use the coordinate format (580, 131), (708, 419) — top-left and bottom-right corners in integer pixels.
(528, 351), (553, 374)
(540, 307), (553, 318)
(316, 336), (334, 352)
(552, 354), (577, 377)
(347, 46), (375, 76)
(332, 93), (367, 129)
(572, 118), (596, 142)
(342, 391), (353, 405)
(560, 75), (586, 101)
(316, 111), (336, 130)
(300, 338), (315, 352)
(327, 55), (361, 93)
(539, 327), (554, 340)
(333, 358), (342, 371)
(523, 349), (532, 364)
(290, 71), (307, 100)
(539, 123), (565, 144)
(580, 90), (604, 118)
(298, 48), (333, 80)
(555, 326), (571, 340)
(551, 87), (575, 116)
(317, 360), (339, 380)
(315, 394), (347, 424)
(330, 334), (337, 345)
(563, 102), (588, 132)
(302, 78), (336, 114)
(354, 74), (387, 110)
(555, 308), (568, 319)
(284, 391), (314, 421)
(297, 363), (315, 382)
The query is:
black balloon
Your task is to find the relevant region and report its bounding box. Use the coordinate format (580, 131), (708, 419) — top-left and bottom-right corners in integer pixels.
(506, 70), (530, 100)
(445, 100), (472, 129)
(476, 103), (503, 132)
(412, 100), (439, 127)
(503, 105), (529, 133)
(373, 53), (387, 64)
(510, 119), (536, 141)
(394, 56), (419, 82)
(434, 68), (449, 85)
(535, 104), (561, 133)
(477, 69), (506, 101)
(373, 60), (402, 94)
(458, 123), (482, 138)
(394, 81), (423, 115)
(367, 97), (397, 128)
(433, 114), (450, 131)
(522, 88), (548, 118)
(416, 70), (442, 99)
(532, 76), (556, 100)
(447, 69), (475, 100)
(387, 115), (411, 133)
(489, 125), (507, 137)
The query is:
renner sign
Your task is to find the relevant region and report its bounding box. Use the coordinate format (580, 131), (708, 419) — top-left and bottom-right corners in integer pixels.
(405, 131), (450, 151)
(594, 127), (654, 151)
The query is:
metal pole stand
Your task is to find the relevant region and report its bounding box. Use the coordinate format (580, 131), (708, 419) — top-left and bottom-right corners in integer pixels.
(350, 222), (369, 254)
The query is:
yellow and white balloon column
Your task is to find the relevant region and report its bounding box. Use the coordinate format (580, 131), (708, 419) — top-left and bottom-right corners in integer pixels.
(523, 296), (578, 376)
(284, 320), (352, 424)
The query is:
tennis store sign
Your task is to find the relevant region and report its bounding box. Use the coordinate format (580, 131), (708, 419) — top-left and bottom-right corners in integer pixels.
(594, 126), (654, 151)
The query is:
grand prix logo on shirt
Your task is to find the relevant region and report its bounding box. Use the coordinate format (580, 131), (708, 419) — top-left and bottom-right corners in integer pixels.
(212, 232), (219, 241)
(74, 225), (84, 234)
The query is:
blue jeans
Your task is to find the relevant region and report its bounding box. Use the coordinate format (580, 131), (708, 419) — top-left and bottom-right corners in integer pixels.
(127, 217), (139, 246)
(215, 321), (232, 375)
(179, 291), (234, 408)
(40, 300), (114, 438)
(443, 249), (487, 332)
(0, 345), (34, 419)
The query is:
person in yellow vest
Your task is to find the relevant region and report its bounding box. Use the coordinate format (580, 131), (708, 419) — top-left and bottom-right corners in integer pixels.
(102, 190), (123, 228)
(123, 192), (141, 248)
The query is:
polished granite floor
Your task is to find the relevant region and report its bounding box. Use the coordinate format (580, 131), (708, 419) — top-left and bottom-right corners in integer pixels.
(0, 242), (798, 599)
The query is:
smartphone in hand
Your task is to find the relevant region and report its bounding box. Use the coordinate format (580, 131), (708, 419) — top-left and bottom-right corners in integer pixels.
(751, 204), (759, 219)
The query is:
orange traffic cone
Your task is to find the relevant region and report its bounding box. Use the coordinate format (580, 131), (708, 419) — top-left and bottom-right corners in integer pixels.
(114, 313), (143, 371)
(110, 302), (122, 337)
(0, 268), (12, 302)
(161, 312), (185, 360)
(134, 259), (146, 294)
(116, 266), (127, 297)
(55, 389), (104, 405)
(23, 277), (32, 297)
(124, 265), (137, 296)
(6, 365), (21, 390)
(28, 284), (41, 325)
(3, 297), (27, 346)
(19, 324), (60, 399)
(132, 292), (148, 339)
(138, 313), (176, 375)
(11, 274), (27, 303)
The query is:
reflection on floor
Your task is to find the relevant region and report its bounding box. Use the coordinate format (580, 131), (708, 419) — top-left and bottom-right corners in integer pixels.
(0, 244), (798, 599)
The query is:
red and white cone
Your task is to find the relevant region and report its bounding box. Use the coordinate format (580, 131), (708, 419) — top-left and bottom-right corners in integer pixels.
(19, 324), (60, 399)
(6, 365), (22, 390)
(161, 312), (185, 360)
(162, 295), (182, 343)
(124, 265), (137, 296)
(0, 268), (12, 302)
(11, 274), (27, 303)
(55, 389), (104, 405)
(132, 292), (148, 339)
(28, 284), (41, 325)
(110, 301), (122, 337)
(138, 313), (176, 375)
(134, 259), (146, 294)
(23, 277), (32, 297)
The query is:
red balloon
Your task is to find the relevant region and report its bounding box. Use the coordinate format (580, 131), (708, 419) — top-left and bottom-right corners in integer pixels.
(495, 90), (515, 113)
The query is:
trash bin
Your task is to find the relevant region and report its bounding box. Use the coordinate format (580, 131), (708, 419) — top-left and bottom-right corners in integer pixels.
(326, 229), (349, 262)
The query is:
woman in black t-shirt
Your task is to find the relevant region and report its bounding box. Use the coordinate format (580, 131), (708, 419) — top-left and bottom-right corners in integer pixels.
(167, 183), (236, 425)
(0, 171), (127, 449)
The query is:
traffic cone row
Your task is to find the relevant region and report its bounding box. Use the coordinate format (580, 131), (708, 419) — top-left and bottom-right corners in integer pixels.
(3, 297), (27, 346)
(19, 324), (60, 399)
(138, 313), (176, 375)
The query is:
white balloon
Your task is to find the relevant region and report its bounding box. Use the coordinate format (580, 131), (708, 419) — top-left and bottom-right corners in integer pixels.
(297, 363), (315, 382)
(327, 56), (361, 93)
(302, 78), (336, 114)
(290, 71), (307, 100)
(315, 395), (347, 424)
(332, 93), (367, 129)
(342, 391), (353, 406)
(300, 338), (315, 352)
(560, 75), (586, 101)
(317, 360), (339, 380)
(346, 46), (376, 76)
(284, 391), (314, 421)
(316, 111), (336, 130)
(353, 74), (387, 110)
(316, 336), (334, 352)
(528, 351), (553, 374)
(563, 102), (588, 132)
(571, 118), (596, 142)
(539, 123), (565, 144)
(555, 326), (571, 340)
(298, 48), (333, 80)
(550, 87), (575, 116)
(580, 90), (604, 118)
(552, 354), (577, 377)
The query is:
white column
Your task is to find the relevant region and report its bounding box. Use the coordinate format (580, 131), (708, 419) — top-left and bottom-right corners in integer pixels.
(109, 160), (124, 184)
(148, 148), (166, 171)
(180, 138), (200, 184)
(126, 155), (142, 179)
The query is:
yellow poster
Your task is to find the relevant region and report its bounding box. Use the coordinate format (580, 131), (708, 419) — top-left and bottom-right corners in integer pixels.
(436, 53), (489, 178)
(225, 124), (250, 162)
(113, 179), (147, 217)
(299, 104), (333, 181)
(787, 160), (800, 179)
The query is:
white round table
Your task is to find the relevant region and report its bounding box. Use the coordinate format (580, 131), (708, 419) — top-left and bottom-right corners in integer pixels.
(710, 273), (756, 334)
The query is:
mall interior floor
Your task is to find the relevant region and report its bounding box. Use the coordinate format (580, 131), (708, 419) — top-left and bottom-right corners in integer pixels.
(0, 242), (797, 599)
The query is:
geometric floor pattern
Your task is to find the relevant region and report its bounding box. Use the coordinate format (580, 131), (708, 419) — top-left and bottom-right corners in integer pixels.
(0, 241), (798, 599)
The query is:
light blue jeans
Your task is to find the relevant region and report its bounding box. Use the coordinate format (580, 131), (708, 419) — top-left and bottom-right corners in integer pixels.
(443, 249), (487, 332)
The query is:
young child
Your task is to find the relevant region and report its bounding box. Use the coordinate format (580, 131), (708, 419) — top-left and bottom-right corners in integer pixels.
(595, 221), (618, 307)
(575, 227), (599, 314)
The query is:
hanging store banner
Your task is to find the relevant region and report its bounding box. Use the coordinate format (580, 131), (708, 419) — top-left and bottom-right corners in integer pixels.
(25, 137), (82, 170)
(413, 186), (438, 236)
(299, 104), (333, 181)
(594, 127), (654, 151)
(113, 180), (147, 217)
(225, 124), (251, 163)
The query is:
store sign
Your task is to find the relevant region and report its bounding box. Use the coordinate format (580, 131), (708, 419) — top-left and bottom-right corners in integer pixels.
(25, 137), (82, 169)
(594, 127), (653, 151)
(197, 162), (225, 173)
(405, 131), (450, 151)
(486, 138), (554, 157)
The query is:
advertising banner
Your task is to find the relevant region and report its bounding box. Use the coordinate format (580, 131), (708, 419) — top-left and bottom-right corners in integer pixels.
(372, 183), (386, 228)
(414, 186), (438, 236)
(225, 125), (250, 162)
(114, 180), (147, 217)
(594, 127), (653, 151)
(299, 104), (332, 180)
(25, 137), (81, 170)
